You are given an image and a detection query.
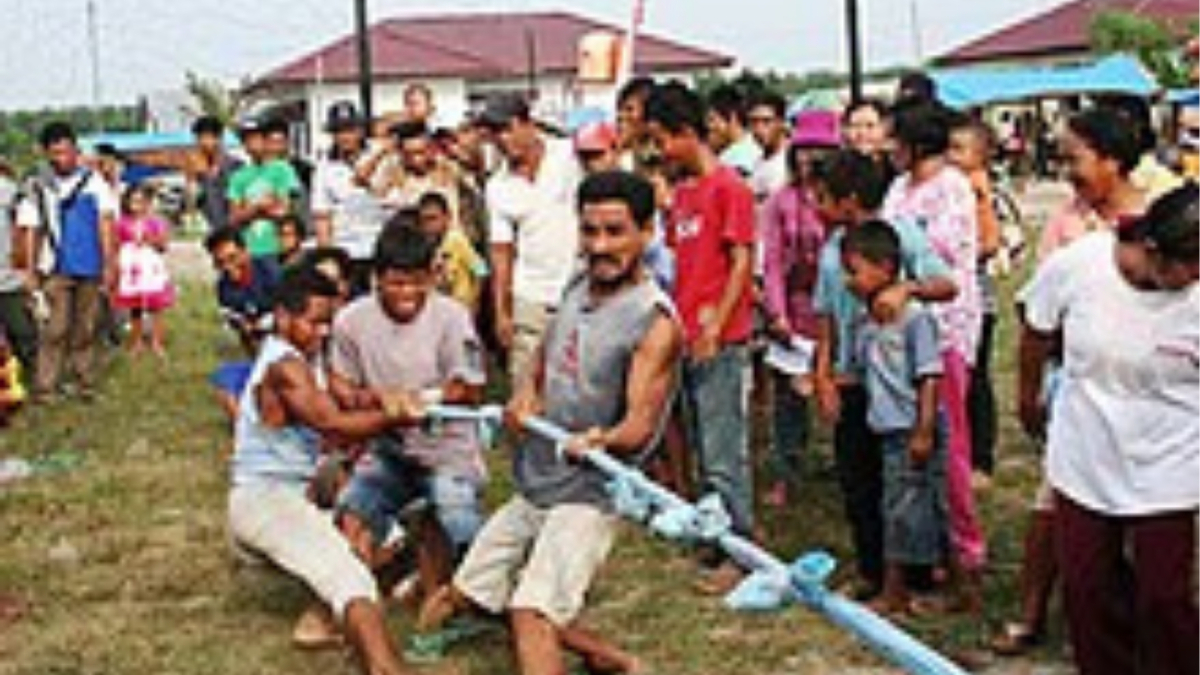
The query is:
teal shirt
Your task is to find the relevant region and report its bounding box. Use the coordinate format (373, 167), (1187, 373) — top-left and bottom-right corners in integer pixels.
(719, 136), (762, 179)
(227, 159), (300, 257)
(814, 217), (951, 378)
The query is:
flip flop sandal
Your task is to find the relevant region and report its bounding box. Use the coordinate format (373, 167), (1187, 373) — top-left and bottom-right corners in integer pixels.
(990, 621), (1043, 656)
(405, 616), (496, 664)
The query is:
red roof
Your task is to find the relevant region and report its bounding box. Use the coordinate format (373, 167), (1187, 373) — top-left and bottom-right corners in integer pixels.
(260, 11), (733, 85)
(937, 0), (1198, 66)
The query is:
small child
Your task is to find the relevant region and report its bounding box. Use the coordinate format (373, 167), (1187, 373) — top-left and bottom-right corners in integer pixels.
(841, 220), (946, 615)
(0, 328), (26, 426)
(417, 191), (487, 311)
(277, 214), (306, 268)
(949, 115), (1001, 488)
(114, 184), (174, 357)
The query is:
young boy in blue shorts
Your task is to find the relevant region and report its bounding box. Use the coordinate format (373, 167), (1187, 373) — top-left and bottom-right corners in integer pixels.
(841, 220), (947, 615)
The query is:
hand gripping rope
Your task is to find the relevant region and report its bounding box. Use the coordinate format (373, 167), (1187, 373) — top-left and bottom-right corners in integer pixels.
(421, 404), (968, 675)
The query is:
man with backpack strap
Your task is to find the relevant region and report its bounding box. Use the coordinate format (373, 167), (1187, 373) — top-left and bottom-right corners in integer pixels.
(17, 121), (118, 403)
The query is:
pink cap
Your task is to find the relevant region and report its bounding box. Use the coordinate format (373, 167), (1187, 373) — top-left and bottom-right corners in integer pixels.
(791, 110), (841, 148)
(573, 121), (618, 153)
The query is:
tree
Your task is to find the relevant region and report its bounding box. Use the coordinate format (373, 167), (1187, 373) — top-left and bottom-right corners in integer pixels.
(1089, 10), (1198, 89)
(181, 71), (251, 126)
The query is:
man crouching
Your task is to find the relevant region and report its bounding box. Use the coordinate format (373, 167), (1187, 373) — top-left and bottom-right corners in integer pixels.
(226, 263), (421, 675)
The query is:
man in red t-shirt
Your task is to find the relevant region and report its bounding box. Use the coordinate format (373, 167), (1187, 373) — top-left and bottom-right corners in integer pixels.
(646, 81), (756, 592)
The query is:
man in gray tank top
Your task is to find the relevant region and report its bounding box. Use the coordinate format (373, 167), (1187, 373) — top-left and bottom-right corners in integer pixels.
(419, 170), (684, 675)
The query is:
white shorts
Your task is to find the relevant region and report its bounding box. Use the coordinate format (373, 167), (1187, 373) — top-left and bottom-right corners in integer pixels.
(454, 495), (616, 627)
(228, 483), (378, 620)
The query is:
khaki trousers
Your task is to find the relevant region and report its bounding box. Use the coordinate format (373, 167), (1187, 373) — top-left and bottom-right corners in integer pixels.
(35, 275), (102, 394)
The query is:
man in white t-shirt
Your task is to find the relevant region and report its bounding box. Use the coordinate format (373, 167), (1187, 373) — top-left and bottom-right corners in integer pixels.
(747, 90), (790, 204)
(0, 165), (36, 370)
(312, 101), (388, 291)
(478, 94), (582, 384)
(18, 122), (117, 403)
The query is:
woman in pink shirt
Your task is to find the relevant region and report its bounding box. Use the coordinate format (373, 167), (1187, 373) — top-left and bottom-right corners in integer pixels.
(759, 111), (837, 505)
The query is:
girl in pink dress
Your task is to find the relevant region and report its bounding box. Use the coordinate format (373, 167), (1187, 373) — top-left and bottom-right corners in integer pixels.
(115, 185), (174, 357)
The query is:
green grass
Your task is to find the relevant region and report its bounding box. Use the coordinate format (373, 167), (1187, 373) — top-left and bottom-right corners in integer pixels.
(0, 277), (1069, 675)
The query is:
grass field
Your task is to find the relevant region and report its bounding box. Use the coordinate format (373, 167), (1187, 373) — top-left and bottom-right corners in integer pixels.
(0, 267), (1073, 674)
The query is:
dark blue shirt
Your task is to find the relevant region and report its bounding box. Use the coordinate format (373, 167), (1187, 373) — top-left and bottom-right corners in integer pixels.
(216, 256), (281, 322)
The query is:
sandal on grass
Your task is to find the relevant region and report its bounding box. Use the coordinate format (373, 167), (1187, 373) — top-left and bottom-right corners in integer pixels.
(990, 621), (1043, 656)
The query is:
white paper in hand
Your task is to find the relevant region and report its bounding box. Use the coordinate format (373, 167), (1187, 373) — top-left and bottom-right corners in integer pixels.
(764, 336), (815, 376)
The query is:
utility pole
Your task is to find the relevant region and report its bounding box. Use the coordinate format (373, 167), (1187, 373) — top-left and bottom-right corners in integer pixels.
(845, 0), (863, 104)
(910, 0), (925, 64)
(87, 0), (103, 126)
(354, 0), (373, 123)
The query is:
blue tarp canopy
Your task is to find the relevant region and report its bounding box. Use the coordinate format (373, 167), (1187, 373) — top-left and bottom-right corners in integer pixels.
(931, 54), (1158, 109)
(80, 130), (239, 154)
(1167, 89), (1199, 107)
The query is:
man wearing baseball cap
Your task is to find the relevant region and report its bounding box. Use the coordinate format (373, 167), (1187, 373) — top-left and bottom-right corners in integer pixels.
(312, 101), (387, 291)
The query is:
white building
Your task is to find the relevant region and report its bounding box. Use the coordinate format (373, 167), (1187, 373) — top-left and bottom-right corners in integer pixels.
(249, 10), (733, 155)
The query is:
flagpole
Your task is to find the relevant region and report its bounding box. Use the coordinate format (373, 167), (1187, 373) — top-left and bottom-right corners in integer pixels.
(617, 0), (644, 91)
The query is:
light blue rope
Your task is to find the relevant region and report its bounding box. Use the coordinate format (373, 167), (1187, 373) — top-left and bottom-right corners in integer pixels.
(424, 404), (967, 675)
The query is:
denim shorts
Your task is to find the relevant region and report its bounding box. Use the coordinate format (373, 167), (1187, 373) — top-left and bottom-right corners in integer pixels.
(337, 450), (483, 551)
(880, 429), (947, 566)
(209, 361), (253, 397)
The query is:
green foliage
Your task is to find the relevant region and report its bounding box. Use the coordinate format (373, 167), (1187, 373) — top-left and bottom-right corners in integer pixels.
(1089, 10), (1198, 89)
(693, 65), (913, 103)
(181, 71), (251, 127)
(0, 105), (141, 174)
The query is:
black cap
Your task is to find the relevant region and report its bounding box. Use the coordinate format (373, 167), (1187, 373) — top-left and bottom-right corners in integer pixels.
(236, 114), (265, 136)
(475, 92), (530, 129)
(325, 100), (366, 132)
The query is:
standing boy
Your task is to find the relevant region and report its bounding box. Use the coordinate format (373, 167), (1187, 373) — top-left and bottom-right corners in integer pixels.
(645, 81), (757, 590)
(811, 150), (957, 598)
(842, 220), (947, 614)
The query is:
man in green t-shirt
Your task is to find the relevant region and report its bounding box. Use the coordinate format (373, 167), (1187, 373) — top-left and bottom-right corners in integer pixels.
(227, 117), (301, 258)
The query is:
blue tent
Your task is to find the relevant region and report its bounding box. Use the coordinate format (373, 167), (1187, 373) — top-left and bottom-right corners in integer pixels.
(931, 54), (1158, 109)
(80, 130), (239, 154)
(1167, 89), (1199, 107)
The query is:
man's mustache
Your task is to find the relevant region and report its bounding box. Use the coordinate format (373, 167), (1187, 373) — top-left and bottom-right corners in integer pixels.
(587, 255), (620, 267)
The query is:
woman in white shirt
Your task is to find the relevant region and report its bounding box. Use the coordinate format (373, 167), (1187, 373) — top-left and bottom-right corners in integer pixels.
(1017, 183), (1198, 675)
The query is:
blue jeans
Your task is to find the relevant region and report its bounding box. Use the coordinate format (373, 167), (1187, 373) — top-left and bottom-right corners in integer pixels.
(880, 427), (947, 567)
(682, 344), (753, 536)
(338, 450), (483, 553)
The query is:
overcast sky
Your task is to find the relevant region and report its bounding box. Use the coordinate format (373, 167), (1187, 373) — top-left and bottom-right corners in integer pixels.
(0, 0), (1053, 110)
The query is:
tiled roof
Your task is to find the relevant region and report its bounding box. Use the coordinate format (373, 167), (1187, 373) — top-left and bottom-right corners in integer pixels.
(937, 0), (1198, 65)
(260, 11), (732, 85)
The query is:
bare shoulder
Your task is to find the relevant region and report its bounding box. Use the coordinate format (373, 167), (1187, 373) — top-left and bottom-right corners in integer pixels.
(636, 308), (684, 365)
